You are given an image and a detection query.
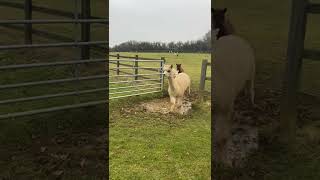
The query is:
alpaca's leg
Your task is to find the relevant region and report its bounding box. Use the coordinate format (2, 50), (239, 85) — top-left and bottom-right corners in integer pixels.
(250, 67), (256, 106)
(250, 79), (255, 106)
(176, 97), (183, 109)
(245, 80), (255, 106)
(170, 96), (175, 104)
(244, 80), (250, 97)
(214, 102), (234, 165)
(170, 97), (176, 112)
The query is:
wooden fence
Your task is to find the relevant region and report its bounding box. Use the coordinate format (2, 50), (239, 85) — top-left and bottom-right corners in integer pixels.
(280, 0), (320, 145)
(199, 59), (211, 92)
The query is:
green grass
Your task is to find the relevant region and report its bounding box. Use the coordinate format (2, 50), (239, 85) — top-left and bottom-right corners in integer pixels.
(109, 52), (211, 179)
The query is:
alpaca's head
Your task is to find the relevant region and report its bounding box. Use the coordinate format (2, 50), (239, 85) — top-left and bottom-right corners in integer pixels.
(212, 8), (233, 38)
(212, 8), (227, 29)
(163, 64), (178, 78)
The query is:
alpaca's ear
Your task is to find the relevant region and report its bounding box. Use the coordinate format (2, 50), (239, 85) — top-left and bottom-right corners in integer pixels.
(170, 65), (173, 68)
(223, 8), (227, 13)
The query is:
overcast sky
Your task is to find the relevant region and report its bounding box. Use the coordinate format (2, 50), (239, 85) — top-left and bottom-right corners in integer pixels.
(110, 0), (210, 47)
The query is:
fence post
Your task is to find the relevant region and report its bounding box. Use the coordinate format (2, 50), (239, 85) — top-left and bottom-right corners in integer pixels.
(160, 57), (165, 91)
(116, 54), (120, 75)
(24, 0), (32, 44)
(280, 0), (307, 146)
(81, 0), (91, 60)
(199, 59), (208, 92)
(135, 55), (139, 80)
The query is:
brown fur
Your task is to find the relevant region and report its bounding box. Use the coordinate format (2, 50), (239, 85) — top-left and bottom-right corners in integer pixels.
(212, 8), (235, 39)
(176, 64), (184, 73)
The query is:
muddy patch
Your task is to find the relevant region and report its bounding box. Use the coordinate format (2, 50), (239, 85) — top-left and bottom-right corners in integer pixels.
(139, 97), (192, 115)
(225, 124), (258, 168)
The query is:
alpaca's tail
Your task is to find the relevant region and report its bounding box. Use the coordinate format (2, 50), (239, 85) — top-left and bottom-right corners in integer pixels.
(188, 85), (191, 95)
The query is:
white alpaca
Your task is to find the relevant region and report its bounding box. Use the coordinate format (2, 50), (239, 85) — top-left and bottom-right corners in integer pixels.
(212, 34), (255, 163)
(163, 64), (191, 112)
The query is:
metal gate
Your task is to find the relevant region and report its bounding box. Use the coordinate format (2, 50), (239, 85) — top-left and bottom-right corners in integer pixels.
(280, 0), (320, 143)
(0, 0), (108, 120)
(109, 54), (165, 99)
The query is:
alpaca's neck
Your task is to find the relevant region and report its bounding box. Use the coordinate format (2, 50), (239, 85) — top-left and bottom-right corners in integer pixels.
(217, 21), (234, 38)
(168, 76), (177, 91)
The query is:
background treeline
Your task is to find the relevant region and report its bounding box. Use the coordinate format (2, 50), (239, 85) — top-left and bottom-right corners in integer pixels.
(110, 30), (211, 53)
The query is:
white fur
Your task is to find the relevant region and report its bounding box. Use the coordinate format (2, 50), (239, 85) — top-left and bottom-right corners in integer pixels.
(212, 34), (255, 162)
(163, 65), (191, 112)
(212, 28), (220, 43)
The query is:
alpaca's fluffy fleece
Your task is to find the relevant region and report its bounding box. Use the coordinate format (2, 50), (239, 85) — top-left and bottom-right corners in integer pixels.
(212, 28), (220, 44)
(163, 64), (191, 112)
(213, 35), (255, 108)
(212, 34), (255, 163)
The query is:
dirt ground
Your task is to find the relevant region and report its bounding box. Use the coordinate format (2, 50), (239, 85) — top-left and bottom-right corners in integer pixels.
(1, 89), (319, 179)
(0, 127), (108, 179)
(225, 88), (320, 168)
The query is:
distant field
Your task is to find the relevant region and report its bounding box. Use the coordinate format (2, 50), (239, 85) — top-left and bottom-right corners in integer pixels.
(109, 52), (211, 179)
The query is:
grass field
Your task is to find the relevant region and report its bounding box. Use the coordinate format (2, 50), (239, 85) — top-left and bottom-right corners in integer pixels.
(109, 52), (211, 179)
(214, 0), (320, 179)
(1, 0), (320, 179)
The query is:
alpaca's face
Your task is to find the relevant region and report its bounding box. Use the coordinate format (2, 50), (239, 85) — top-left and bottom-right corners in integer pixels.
(163, 64), (178, 78)
(212, 8), (227, 31)
(176, 64), (181, 69)
(163, 64), (172, 77)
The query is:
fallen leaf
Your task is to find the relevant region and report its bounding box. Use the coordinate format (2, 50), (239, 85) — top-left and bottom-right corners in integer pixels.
(80, 158), (86, 168)
(52, 170), (64, 176)
(40, 146), (47, 153)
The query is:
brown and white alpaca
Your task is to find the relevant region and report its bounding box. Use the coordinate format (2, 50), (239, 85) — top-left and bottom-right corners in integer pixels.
(163, 64), (191, 112)
(212, 8), (255, 166)
(176, 64), (184, 73)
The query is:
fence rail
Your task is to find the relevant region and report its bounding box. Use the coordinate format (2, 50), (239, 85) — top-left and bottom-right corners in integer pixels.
(0, 0), (108, 58)
(0, 19), (108, 24)
(109, 54), (165, 99)
(0, 59), (107, 70)
(0, 1), (104, 20)
(0, 41), (108, 50)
